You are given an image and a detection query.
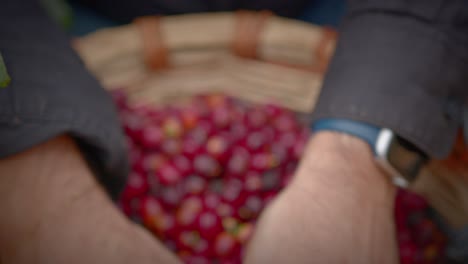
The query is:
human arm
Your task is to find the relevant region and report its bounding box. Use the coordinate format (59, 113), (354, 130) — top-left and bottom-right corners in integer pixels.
(0, 135), (180, 263)
(244, 132), (398, 263)
(0, 1), (180, 262)
(245, 0), (468, 262)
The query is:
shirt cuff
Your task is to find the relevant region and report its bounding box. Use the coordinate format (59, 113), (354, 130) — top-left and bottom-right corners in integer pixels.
(313, 12), (467, 158)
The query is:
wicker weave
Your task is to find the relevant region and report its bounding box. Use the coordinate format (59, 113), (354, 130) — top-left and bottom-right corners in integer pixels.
(73, 11), (336, 112)
(74, 11), (468, 229)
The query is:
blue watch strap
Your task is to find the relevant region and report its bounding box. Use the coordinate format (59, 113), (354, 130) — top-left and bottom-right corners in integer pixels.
(312, 118), (381, 147)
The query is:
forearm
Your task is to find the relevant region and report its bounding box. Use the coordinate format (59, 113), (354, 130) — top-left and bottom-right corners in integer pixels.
(245, 132), (398, 263)
(0, 136), (180, 264)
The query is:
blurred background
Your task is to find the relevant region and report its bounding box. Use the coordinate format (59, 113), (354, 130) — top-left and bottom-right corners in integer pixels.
(41, 0), (346, 35)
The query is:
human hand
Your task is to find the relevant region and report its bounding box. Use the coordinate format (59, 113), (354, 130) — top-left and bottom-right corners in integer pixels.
(411, 133), (468, 229)
(244, 131), (398, 263)
(0, 136), (181, 264)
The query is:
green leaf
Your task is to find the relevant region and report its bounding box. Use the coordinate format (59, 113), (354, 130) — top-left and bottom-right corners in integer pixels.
(40, 0), (73, 30)
(0, 53), (11, 88)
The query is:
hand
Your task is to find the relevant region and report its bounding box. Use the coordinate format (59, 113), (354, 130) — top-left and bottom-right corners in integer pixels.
(0, 136), (181, 264)
(244, 132), (398, 263)
(411, 134), (468, 228)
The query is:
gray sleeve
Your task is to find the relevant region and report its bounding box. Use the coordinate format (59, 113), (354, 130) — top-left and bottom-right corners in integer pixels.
(0, 0), (128, 200)
(313, 0), (468, 158)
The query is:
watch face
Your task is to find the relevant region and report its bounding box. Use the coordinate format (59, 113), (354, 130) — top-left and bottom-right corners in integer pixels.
(387, 137), (427, 182)
(375, 129), (427, 185)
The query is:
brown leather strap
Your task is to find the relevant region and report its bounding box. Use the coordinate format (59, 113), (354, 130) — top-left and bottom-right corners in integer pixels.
(232, 10), (272, 59)
(259, 26), (337, 74)
(315, 27), (337, 72)
(134, 16), (170, 71)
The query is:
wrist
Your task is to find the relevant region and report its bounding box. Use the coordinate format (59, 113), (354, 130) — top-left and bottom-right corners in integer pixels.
(246, 131), (399, 263)
(288, 131), (397, 262)
(291, 131), (396, 208)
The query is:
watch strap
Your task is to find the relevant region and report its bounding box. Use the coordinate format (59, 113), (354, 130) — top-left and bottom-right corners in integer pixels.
(312, 118), (381, 148)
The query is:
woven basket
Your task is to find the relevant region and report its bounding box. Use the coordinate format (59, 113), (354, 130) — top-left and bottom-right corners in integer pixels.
(74, 11), (468, 229)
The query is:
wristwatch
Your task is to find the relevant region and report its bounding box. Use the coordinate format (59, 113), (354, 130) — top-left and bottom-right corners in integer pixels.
(312, 118), (428, 188)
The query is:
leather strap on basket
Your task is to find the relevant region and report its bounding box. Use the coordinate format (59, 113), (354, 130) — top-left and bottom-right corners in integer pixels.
(233, 10), (272, 59)
(315, 27), (337, 72)
(134, 16), (170, 71)
(264, 27), (337, 74)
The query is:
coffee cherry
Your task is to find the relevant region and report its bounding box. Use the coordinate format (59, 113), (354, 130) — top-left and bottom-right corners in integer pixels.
(226, 147), (250, 176)
(182, 137), (203, 158)
(278, 131), (297, 153)
(141, 125), (164, 149)
(206, 135), (230, 162)
(212, 107), (232, 129)
(402, 190), (428, 211)
(202, 192), (222, 210)
(413, 219), (437, 248)
(238, 195), (263, 221)
(173, 154), (193, 175)
(397, 227), (413, 244)
(181, 109), (200, 130)
(399, 242), (418, 264)
(273, 112), (297, 132)
(177, 230), (202, 251)
(160, 186), (184, 209)
(177, 196), (203, 228)
(111, 89), (128, 109)
(135, 152), (167, 173)
(245, 107), (267, 129)
(268, 144), (288, 167)
(196, 210), (223, 240)
(259, 126), (275, 144)
(153, 212), (177, 238)
(121, 172), (148, 199)
(262, 170), (281, 191)
(157, 163), (183, 186)
(161, 138), (182, 156)
(197, 120), (215, 138)
(217, 203), (235, 218)
(235, 222), (254, 244)
(250, 153), (271, 171)
(244, 131), (266, 152)
(208, 178), (224, 194)
(140, 196), (165, 228)
(263, 103), (284, 119)
(214, 232), (240, 258)
(121, 110), (145, 137)
(192, 239), (211, 257)
(162, 117), (184, 138)
(244, 171), (262, 192)
(127, 139), (143, 166)
(205, 94), (229, 108)
(184, 176), (207, 195)
(222, 179), (244, 206)
(229, 123), (248, 142)
(194, 154), (222, 178)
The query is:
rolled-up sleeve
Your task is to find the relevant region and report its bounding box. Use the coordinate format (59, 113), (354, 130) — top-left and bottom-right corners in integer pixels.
(0, 0), (128, 199)
(313, 0), (468, 158)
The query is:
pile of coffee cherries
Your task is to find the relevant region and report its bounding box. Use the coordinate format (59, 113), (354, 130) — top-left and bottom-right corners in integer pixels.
(113, 92), (447, 264)
(395, 190), (447, 264)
